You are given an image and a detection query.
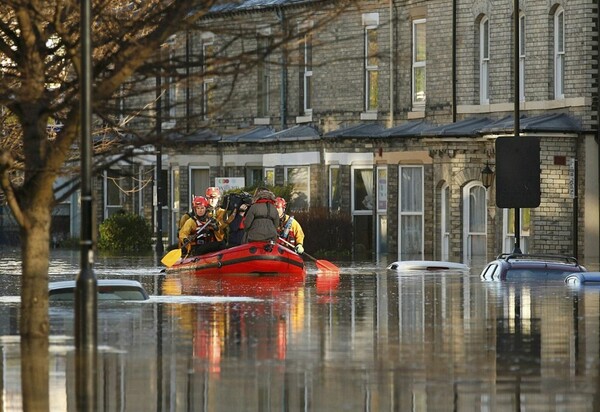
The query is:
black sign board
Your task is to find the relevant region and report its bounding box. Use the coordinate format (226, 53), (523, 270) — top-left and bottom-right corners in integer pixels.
(495, 136), (541, 208)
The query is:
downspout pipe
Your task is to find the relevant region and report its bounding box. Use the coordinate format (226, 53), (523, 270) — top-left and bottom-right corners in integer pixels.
(597, 0), (600, 262)
(452, 0), (457, 122)
(276, 6), (288, 129)
(389, 0), (394, 127)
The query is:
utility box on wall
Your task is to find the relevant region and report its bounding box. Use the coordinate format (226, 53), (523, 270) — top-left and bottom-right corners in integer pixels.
(495, 136), (541, 208)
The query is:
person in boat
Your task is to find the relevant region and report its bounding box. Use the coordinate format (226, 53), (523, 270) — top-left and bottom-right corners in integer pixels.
(243, 187), (279, 243)
(275, 197), (305, 255)
(205, 186), (236, 244)
(177, 196), (201, 247)
(223, 192), (253, 247)
(179, 196), (225, 257)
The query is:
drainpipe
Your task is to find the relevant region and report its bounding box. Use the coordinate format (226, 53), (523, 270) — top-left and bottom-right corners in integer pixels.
(597, 0), (600, 263)
(277, 7), (288, 129)
(389, 0), (394, 127)
(452, 0), (457, 122)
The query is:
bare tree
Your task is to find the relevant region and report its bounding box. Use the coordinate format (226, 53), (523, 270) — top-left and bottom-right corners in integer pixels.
(0, 0), (353, 409)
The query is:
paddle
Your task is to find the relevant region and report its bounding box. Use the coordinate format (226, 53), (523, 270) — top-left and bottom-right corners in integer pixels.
(278, 237), (339, 273)
(161, 220), (213, 268)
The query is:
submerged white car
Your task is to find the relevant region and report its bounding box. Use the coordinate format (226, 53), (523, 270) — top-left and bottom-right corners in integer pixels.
(49, 279), (149, 301)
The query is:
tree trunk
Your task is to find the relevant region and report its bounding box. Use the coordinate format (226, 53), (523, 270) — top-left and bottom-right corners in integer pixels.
(20, 209), (51, 412)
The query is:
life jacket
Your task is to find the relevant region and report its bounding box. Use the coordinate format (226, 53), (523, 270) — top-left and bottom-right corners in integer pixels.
(279, 215), (296, 244)
(193, 216), (217, 245)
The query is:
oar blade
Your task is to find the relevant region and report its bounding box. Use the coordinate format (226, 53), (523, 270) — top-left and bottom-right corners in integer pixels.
(161, 249), (182, 268)
(315, 259), (339, 273)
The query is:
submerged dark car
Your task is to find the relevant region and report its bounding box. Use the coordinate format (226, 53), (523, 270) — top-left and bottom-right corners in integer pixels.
(480, 253), (586, 281)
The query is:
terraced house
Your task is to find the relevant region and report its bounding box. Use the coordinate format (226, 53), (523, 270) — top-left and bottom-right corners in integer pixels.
(69, 0), (600, 264)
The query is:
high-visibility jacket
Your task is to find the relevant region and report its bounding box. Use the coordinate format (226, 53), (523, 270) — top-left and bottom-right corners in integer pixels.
(277, 214), (305, 246)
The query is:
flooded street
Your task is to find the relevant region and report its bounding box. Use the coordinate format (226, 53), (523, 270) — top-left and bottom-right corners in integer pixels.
(1, 249), (600, 410)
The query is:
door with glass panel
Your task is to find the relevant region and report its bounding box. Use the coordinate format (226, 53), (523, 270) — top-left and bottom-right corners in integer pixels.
(352, 167), (373, 260)
(189, 167), (209, 205)
(398, 166), (424, 261)
(463, 182), (487, 262)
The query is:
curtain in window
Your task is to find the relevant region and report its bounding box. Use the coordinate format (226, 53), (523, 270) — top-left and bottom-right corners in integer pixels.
(360, 169), (373, 210)
(400, 167), (423, 259)
(469, 186), (486, 233)
(400, 167), (422, 212)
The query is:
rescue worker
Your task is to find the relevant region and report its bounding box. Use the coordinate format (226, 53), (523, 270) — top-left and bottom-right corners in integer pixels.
(275, 197), (305, 254)
(179, 196), (225, 257)
(178, 196), (199, 246)
(243, 187), (279, 243)
(205, 186), (236, 244)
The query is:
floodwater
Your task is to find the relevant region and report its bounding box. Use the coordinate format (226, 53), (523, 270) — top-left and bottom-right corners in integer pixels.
(1, 249), (600, 411)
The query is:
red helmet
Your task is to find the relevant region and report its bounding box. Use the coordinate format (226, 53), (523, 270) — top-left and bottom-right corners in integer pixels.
(275, 197), (286, 209)
(192, 196), (209, 208)
(205, 187), (220, 198)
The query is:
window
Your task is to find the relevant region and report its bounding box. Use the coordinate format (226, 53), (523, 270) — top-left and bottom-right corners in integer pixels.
(399, 166), (423, 260)
(329, 165), (341, 211)
(264, 168), (275, 186)
(441, 184), (450, 261)
(246, 167), (263, 186)
(162, 38), (177, 122)
(554, 7), (565, 99)
(299, 32), (313, 115)
(365, 26), (378, 111)
(285, 166), (310, 210)
(519, 12), (525, 102)
(503, 208), (530, 253)
(480, 16), (490, 104)
(104, 169), (124, 219)
(412, 19), (426, 105)
(156, 168), (169, 236)
(201, 36), (215, 119)
(463, 182), (487, 261)
(257, 34), (271, 117)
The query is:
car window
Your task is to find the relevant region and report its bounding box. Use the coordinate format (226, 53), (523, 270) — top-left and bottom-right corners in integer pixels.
(480, 263), (499, 280)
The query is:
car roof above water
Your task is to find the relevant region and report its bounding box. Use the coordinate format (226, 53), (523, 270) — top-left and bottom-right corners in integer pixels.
(480, 253), (586, 281)
(49, 279), (149, 301)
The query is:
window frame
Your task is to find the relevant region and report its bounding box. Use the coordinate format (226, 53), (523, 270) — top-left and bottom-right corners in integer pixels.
(364, 25), (379, 112)
(257, 33), (271, 117)
(201, 35), (215, 120)
(412, 18), (426, 106)
(300, 32), (313, 115)
(479, 16), (490, 105)
(284, 166), (310, 210)
(519, 12), (526, 102)
(554, 7), (565, 99)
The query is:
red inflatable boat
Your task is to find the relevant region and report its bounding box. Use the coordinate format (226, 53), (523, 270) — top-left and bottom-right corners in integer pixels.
(166, 241), (306, 276)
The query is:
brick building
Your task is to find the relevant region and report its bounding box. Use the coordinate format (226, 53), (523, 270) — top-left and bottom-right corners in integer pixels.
(84, 0), (598, 265)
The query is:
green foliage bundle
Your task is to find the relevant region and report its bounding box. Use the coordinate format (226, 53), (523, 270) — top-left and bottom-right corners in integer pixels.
(98, 211), (153, 253)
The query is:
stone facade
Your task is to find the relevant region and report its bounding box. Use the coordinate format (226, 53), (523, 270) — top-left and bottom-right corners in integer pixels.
(81, 0), (599, 265)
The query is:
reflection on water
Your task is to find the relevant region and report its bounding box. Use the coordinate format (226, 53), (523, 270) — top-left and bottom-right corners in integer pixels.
(0, 250), (600, 410)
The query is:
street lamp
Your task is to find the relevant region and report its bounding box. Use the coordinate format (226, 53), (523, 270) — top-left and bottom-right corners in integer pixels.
(481, 162), (495, 189)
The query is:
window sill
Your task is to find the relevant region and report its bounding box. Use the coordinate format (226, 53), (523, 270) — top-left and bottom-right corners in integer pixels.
(296, 114), (313, 123)
(407, 111), (425, 120)
(360, 112), (378, 121)
(253, 117), (271, 125)
(457, 97), (587, 114)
